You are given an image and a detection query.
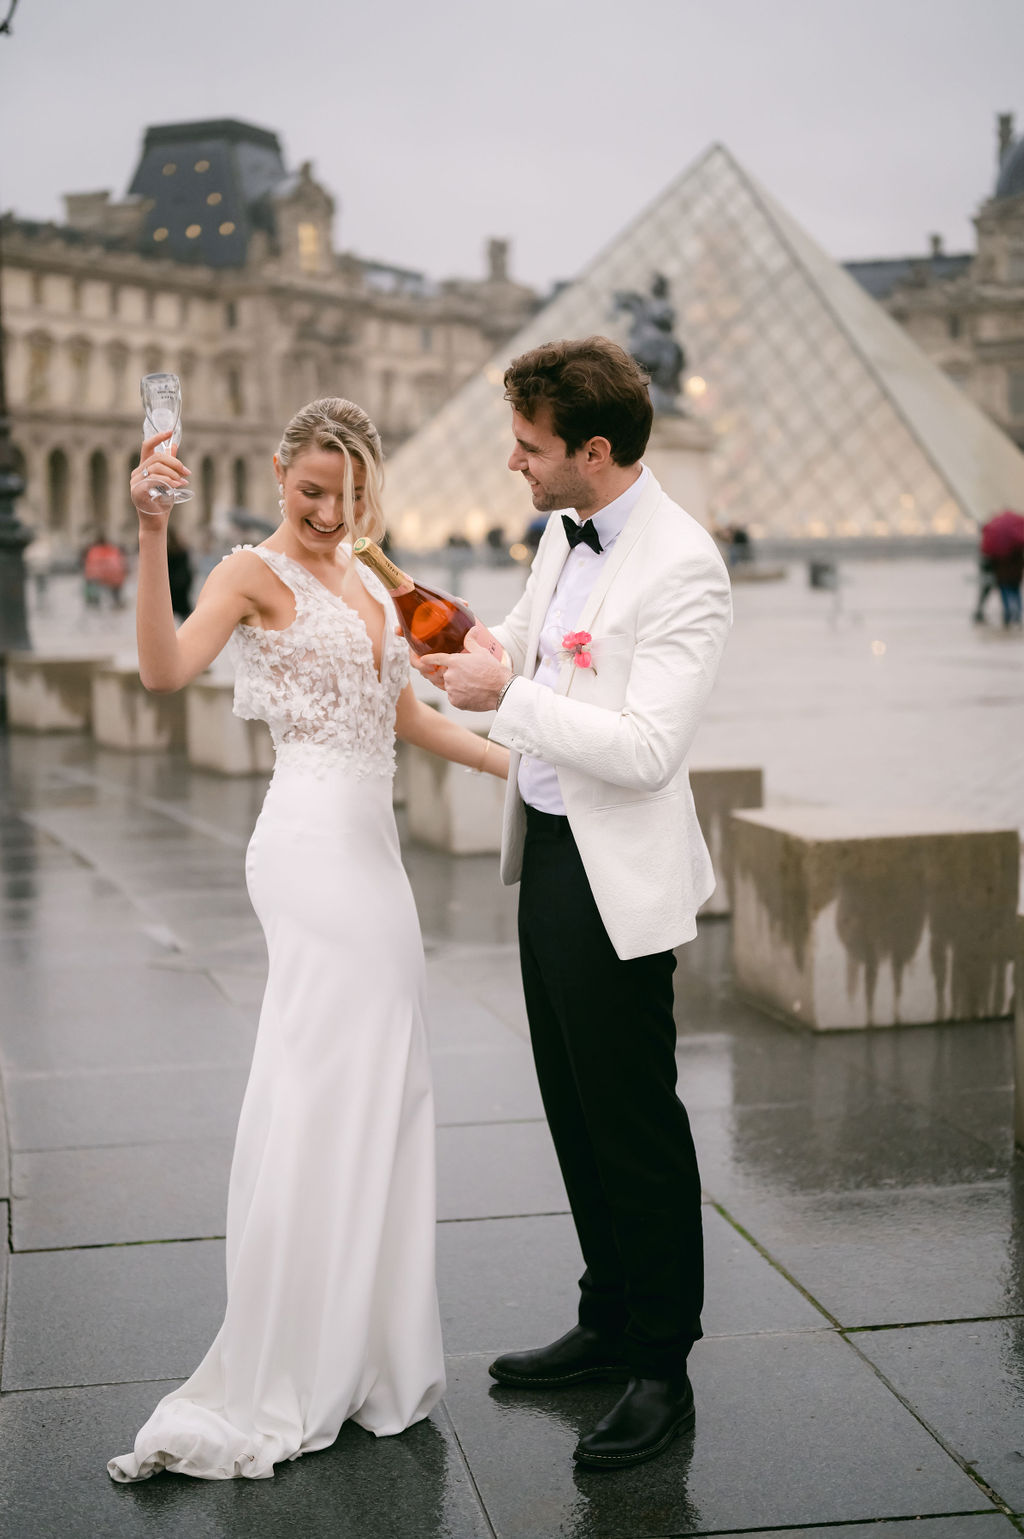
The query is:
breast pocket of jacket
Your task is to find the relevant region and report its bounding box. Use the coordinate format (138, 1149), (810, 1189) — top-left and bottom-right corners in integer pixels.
(573, 631), (633, 700)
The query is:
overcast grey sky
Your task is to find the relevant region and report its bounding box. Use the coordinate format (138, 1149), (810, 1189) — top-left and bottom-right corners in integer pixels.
(1, 0), (1020, 290)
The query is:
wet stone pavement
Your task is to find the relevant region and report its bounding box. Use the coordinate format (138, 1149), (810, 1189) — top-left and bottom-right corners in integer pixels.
(3, 549), (1024, 1538)
(0, 727), (1020, 1539)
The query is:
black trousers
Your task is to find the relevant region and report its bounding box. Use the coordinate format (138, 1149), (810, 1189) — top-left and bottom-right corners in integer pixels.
(517, 805), (704, 1378)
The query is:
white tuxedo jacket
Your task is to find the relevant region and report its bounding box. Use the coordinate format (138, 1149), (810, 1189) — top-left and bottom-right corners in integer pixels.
(488, 473), (732, 961)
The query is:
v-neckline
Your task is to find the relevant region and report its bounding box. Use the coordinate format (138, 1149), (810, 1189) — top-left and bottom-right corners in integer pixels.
(270, 548), (388, 687)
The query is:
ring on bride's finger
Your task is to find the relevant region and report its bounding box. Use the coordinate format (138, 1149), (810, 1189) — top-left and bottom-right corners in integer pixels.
(142, 468), (150, 478)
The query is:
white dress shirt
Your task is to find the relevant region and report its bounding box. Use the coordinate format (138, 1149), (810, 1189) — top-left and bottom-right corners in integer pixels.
(517, 467), (649, 814)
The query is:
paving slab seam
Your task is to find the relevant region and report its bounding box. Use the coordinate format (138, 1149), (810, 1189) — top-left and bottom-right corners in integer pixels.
(8, 1059), (241, 1082)
(11, 1234), (227, 1255)
(844, 1314), (1024, 1333)
(654, 1517), (1019, 1538)
(0, 1374), (206, 1396)
(836, 1328), (1024, 1526)
(437, 1210), (570, 1225)
(435, 1116), (547, 1130)
(434, 1397), (500, 1539)
(706, 1200), (841, 1328)
(0, 1201), (9, 1387)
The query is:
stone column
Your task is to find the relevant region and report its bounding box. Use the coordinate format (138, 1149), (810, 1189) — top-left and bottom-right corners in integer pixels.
(67, 445), (91, 546)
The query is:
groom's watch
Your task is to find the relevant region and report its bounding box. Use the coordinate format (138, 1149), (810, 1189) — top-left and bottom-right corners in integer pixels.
(495, 673), (516, 711)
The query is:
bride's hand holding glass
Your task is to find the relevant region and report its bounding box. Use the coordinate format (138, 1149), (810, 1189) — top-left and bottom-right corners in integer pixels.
(130, 430), (192, 522)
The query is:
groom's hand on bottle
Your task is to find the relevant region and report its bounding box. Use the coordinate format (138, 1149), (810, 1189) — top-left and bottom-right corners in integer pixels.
(421, 630), (512, 711)
(404, 624), (509, 696)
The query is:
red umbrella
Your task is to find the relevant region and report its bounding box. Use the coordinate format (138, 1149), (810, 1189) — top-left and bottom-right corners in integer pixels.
(980, 510), (1024, 558)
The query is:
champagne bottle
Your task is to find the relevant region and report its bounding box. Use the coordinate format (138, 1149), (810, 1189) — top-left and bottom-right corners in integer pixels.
(352, 538), (489, 657)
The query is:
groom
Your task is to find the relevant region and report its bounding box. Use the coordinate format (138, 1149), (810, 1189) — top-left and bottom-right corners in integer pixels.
(424, 336), (732, 1469)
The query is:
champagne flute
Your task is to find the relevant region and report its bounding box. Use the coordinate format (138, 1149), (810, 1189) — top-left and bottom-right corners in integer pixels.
(140, 373), (194, 506)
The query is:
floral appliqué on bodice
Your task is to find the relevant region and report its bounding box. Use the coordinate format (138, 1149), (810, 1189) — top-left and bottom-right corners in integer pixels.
(228, 545), (408, 779)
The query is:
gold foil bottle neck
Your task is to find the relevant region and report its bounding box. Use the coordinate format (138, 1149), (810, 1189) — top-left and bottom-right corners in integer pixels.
(352, 538), (413, 595)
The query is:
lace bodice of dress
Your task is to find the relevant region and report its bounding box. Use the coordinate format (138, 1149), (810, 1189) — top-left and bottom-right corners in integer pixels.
(229, 545), (408, 779)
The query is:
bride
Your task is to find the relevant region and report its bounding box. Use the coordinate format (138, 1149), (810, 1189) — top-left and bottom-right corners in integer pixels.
(108, 397), (508, 1482)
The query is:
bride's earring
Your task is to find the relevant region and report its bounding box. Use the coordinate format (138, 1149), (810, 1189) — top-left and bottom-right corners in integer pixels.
(278, 488), (285, 516)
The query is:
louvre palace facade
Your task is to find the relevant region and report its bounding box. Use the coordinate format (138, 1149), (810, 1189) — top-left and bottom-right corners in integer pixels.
(1, 117), (538, 548)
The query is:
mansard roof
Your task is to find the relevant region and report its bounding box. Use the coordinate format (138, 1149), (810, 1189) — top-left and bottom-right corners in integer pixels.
(845, 254), (972, 301)
(127, 118), (289, 269)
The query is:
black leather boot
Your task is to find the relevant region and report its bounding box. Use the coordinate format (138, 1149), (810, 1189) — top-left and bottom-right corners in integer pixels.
(573, 1374), (695, 1468)
(488, 1326), (628, 1388)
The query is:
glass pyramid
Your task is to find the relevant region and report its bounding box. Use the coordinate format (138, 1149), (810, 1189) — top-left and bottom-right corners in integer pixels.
(384, 145), (1024, 548)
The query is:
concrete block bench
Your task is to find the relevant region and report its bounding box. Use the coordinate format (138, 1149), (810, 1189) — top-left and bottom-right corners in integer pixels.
(731, 807), (1018, 1030)
(5, 653), (112, 732)
(186, 678), (274, 776)
(690, 767), (764, 916)
(92, 665), (186, 752)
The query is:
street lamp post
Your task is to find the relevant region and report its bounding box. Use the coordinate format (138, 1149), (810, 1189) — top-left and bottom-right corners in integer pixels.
(0, 238), (32, 654)
(0, 0), (32, 659)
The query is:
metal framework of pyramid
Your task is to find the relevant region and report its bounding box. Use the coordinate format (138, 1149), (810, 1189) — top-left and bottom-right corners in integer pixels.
(384, 144), (1024, 549)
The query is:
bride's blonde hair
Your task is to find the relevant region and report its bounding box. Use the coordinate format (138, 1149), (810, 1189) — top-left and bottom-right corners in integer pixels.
(276, 398), (386, 544)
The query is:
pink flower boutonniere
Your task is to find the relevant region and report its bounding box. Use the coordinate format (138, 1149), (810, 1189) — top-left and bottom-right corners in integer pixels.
(562, 630), (597, 676)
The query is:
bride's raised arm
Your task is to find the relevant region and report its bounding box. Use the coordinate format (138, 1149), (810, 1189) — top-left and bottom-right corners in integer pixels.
(131, 430), (258, 693)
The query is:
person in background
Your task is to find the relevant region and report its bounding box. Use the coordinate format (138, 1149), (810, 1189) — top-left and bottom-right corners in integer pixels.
(972, 553), (996, 624)
(82, 534), (127, 610)
(992, 545), (1023, 629)
(166, 525), (194, 621)
(24, 530), (53, 611)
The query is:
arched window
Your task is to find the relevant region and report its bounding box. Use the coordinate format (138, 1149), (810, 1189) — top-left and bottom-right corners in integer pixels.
(232, 457), (248, 508)
(89, 450), (110, 533)
(200, 455), (216, 530)
(48, 448), (70, 532)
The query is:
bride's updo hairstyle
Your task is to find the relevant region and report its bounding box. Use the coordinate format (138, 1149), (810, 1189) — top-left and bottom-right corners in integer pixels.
(276, 397), (386, 545)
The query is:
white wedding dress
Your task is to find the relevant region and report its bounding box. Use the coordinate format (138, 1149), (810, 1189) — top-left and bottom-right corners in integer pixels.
(108, 546), (445, 1482)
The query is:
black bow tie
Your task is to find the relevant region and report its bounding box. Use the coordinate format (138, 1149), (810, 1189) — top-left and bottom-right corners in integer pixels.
(562, 514), (602, 554)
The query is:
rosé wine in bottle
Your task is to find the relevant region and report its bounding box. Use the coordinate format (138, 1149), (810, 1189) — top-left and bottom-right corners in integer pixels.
(352, 538), (502, 659)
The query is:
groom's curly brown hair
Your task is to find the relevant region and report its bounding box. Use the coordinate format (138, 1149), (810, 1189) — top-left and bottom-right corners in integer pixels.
(503, 337), (653, 466)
